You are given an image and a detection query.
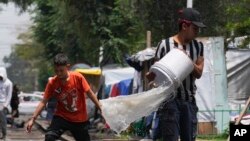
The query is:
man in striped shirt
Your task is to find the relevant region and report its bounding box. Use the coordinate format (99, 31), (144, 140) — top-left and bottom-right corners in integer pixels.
(148, 8), (206, 141)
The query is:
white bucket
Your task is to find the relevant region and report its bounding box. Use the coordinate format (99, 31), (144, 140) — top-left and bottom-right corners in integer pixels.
(150, 49), (194, 87)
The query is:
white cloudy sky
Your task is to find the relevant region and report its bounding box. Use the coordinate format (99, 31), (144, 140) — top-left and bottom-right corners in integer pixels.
(0, 2), (32, 66)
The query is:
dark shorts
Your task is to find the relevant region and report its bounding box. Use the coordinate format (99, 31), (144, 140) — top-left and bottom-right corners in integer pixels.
(45, 116), (90, 141)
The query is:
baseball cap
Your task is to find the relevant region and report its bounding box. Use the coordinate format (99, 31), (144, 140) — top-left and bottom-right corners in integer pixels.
(179, 8), (206, 28)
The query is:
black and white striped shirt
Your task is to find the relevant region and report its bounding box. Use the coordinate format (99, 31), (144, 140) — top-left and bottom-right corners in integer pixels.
(155, 37), (204, 100)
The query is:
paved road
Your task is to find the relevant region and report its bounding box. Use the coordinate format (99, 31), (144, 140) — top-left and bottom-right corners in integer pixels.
(6, 127), (44, 141)
(3, 115), (142, 141)
(4, 115), (44, 141)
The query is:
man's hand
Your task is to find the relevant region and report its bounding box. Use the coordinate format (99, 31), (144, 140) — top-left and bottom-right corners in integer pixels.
(26, 99), (48, 133)
(26, 117), (35, 133)
(148, 81), (157, 88)
(146, 72), (156, 82)
(146, 72), (158, 88)
(192, 56), (204, 79)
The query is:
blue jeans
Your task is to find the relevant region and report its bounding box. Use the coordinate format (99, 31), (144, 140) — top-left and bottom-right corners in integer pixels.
(159, 99), (192, 141)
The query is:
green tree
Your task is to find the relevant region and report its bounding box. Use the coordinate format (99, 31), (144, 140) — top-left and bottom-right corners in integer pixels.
(4, 32), (53, 91)
(135, 0), (186, 44)
(226, 0), (250, 47)
(135, 0), (229, 45)
(194, 0), (228, 36)
(32, 0), (146, 65)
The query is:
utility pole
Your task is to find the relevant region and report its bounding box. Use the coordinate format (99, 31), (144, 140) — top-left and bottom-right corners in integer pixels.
(187, 0), (193, 8)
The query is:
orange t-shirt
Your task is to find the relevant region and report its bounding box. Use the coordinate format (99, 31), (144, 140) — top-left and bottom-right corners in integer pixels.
(44, 71), (90, 122)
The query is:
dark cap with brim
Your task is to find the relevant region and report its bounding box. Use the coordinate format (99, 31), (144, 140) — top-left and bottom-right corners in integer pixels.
(179, 8), (207, 28)
(192, 21), (206, 28)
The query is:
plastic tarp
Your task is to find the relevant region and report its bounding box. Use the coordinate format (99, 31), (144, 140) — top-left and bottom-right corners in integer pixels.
(195, 38), (216, 122)
(102, 67), (134, 85)
(127, 48), (156, 62)
(126, 48), (156, 71)
(117, 79), (133, 96)
(226, 49), (250, 102)
(195, 37), (229, 133)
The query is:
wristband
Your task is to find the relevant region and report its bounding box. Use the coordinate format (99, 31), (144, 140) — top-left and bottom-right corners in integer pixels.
(31, 116), (37, 120)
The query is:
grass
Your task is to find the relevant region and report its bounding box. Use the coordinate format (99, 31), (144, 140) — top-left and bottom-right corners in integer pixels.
(197, 134), (228, 141)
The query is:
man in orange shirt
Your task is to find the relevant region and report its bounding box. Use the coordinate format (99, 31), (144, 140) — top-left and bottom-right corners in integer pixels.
(26, 53), (102, 141)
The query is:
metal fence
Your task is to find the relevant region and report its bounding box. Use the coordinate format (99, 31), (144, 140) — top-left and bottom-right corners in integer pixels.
(197, 108), (247, 135)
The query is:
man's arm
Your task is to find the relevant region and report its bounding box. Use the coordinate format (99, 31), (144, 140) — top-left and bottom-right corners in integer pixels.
(26, 98), (48, 132)
(192, 56), (204, 79)
(86, 89), (102, 112)
(31, 98), (48, 119)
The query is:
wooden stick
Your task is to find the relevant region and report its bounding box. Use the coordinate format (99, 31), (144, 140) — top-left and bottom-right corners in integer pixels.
(142, 31), (152, 91)
(227, 96), (250, 141)
(146, 31), (151, 48)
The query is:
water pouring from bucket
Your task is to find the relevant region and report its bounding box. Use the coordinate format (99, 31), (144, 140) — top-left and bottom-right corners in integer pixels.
(100, 49), (194, 134)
